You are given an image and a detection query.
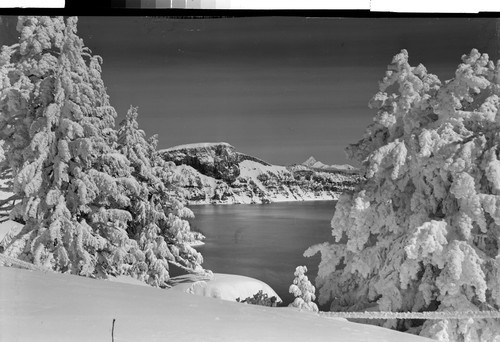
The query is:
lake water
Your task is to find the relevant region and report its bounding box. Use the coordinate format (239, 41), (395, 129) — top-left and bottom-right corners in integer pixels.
(190, 200), (337, 307)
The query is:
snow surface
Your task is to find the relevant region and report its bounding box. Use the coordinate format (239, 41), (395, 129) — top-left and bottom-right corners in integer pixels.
(239, 159), (289, 177)
(169, 273), (282, 302)
(107, 274), (149, 287)
(0, 266), (433, 342)
(160, 142), (232, 153)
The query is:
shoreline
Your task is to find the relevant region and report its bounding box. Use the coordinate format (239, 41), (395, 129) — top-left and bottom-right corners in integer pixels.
(186, 195), (340, 206)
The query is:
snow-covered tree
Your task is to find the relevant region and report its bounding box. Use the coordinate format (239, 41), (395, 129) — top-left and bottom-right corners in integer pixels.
(306, 49), (500, 341)
(289, 265), (319, 312)
(116, 106), (204, 286)
(0, 16), (145, 278)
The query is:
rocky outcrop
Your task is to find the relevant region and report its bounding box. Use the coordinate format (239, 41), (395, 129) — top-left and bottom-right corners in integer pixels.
(160, 143), (361, 205)
(159, 143), (240, 183)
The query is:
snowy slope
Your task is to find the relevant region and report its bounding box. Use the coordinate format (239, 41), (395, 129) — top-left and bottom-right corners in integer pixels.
(172, 159), (335, 204)
(0, 266), (433, 342)
(172, 159), (358, 205)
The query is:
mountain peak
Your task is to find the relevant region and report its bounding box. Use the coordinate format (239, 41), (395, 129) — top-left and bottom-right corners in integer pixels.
(303, 156), (317, 167)
(301, 156), (358, 174)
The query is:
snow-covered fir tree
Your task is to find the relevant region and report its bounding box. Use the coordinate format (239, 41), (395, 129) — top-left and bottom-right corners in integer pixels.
(116, 106), (204, 286)
(306, 49), (500, 341)
(0, 16), (151, 279)
(289, 266), (319, 312)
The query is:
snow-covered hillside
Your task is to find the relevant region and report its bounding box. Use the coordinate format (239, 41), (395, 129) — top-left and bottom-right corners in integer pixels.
(160, 143), (360, 205)
(0, 266), (433, 342)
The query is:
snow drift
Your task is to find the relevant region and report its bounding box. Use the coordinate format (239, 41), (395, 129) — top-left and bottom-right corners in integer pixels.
(169, 273), (282, 302)
(0, 266), (433, 342)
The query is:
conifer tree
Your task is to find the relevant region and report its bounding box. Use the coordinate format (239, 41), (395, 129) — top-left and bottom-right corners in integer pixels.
(116, 106), (204, 286)
(289, 266), (319, 312)
(0, 16), (143, 277)
(306, 49), (500, 341)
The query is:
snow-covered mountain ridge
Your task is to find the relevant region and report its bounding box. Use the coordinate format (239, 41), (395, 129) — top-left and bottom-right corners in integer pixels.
(159, 143), (360, 204)
(302, 156), (358, 173)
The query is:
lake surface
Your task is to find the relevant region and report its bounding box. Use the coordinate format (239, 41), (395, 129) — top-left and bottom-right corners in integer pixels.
(190, 200), (336, 307)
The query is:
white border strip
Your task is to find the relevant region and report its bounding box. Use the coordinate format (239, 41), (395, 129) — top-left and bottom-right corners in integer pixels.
(230, 0), (370, 10)
(0, 0), (498, 11)
(0, 0), (64, 7)
(371, 0), (500, 13)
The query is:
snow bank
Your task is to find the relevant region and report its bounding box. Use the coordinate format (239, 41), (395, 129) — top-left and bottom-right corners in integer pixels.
(169, 273), (282, 302)
(0, 266), (433, 342)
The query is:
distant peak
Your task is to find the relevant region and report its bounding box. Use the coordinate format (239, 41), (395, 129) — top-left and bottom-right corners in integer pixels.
(303, 156), (317, 166)
(300, 156), (358, 173)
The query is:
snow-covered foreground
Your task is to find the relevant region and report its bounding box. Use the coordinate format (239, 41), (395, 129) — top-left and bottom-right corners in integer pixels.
(0, 267), (433, 342)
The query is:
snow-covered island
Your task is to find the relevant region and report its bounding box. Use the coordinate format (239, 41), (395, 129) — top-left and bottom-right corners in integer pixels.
(159, 142), (360, 204)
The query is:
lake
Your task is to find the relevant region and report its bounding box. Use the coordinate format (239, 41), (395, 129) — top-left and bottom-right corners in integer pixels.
(190, 200), (337, 307)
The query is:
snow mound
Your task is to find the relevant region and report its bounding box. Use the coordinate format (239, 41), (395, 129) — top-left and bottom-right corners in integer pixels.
(169, 273), (282, 302)
(0, 266), (433, 342)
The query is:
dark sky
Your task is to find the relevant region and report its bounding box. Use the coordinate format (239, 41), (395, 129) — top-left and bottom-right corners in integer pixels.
(2, 17), (500, 165)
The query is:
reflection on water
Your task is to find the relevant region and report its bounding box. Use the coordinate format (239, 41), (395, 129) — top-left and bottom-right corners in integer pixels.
(190, 201), (337, 307)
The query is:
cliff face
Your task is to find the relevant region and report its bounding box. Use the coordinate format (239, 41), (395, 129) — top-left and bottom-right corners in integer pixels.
(159, 143), (360, 205)
(160, 142), (240, 183)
